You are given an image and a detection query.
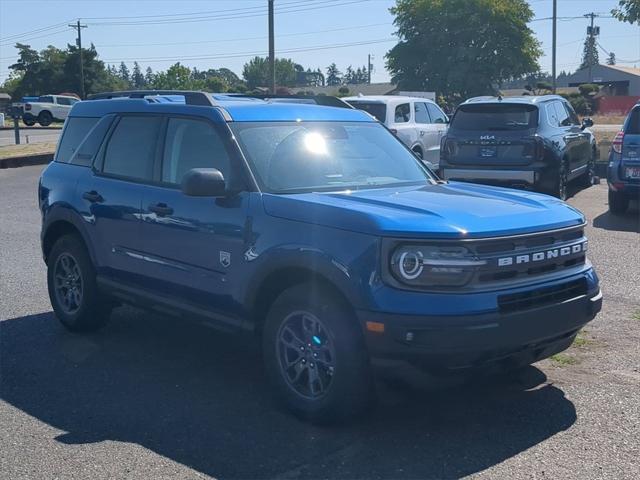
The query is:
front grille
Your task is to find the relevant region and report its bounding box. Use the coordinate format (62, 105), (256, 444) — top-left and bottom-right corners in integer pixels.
(468, 226), (587, 285)
(498, 278), (587, 313)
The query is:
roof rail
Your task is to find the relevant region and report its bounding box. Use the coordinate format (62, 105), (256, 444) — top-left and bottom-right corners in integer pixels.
(87, 90), (215, 107)
(228, 93), (354, 109)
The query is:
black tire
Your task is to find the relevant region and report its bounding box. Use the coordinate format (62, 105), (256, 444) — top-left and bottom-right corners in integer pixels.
(23, 117), (36, 127)
(579, 150), (596, 188)
(608, 190), (629, 215)
(263, 283), (374, 423)
(549, 160), (568, 200)
(47, 234), (112, 332)
(38, 110), (53, 127)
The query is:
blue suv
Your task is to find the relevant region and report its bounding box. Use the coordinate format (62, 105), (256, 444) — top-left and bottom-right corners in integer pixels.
(608, 103), (640, 214)
(39, 90), (602, 422)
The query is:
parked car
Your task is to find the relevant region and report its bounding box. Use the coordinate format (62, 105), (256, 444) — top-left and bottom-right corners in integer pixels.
(607, 103), (640, 214)
(39, 90), (601, 422)
(440, 95), (596, 200)
(343, 95), (448, 168)
(14, 94), (80, 126)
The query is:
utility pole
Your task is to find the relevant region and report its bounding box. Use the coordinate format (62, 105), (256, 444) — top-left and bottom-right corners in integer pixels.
(367, 54), (372, 84)
(584, 12), (599, 83)
(552, 0), (557, 93)
(268, 0), (275, 94)
(69, 19), (87, 99)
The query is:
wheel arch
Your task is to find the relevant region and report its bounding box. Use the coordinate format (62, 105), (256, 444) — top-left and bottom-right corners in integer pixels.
(248, 265), (358, 335)
(42, 217), (94, 265)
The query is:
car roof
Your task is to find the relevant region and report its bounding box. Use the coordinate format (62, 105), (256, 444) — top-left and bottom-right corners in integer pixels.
(71, 94), (375, 123)
(462, 95), (565, 105)
(343, 95), (436, 105)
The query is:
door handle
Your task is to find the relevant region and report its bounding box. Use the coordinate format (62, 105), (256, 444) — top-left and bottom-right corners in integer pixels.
(82, 190), (103, 203)
(149, 203), (174, 216)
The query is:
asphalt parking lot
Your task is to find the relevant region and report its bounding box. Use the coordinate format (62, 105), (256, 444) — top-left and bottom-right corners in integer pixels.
(1, 165), (638, 480)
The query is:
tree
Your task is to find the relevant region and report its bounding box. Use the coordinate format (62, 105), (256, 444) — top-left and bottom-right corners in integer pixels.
(524, 81), (552, 95)
(150, 63), (199, 89)
(144, 66), (154, 85)
(118, 62), (131, 84)
(326, 63), (342, 86)
(607, 52), (616, 65)
(580, 36), (599, 70)
(385, 0), (541, 101)
(242, 56), (299, 89)
(612, 0), (640, 24)
(131, 61), (145, 88)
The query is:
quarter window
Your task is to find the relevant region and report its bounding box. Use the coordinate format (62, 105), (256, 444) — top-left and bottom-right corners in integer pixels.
(55, 117), (99, 163)
(394, 103), (410, 123)
(554, 101), (571, 127)
(414, 102), (431, 124)
(102, 116), (162, 181)
(161, 118), (231, 185)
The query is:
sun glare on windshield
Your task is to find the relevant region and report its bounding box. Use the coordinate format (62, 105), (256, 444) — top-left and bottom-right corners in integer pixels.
(303, 132), (328, 155)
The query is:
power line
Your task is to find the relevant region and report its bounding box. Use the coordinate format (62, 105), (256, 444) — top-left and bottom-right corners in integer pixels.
(86, 0), (367, 26)
(0, 20), (72, 42)
(94, 22), (391, 48)
(101, 38), (396, 64)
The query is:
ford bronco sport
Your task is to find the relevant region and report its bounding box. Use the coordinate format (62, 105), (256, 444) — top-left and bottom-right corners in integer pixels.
(39, 90), (602, 422)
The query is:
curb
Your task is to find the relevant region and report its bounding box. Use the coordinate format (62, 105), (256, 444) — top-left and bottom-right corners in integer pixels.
(0, 153), (53, 169)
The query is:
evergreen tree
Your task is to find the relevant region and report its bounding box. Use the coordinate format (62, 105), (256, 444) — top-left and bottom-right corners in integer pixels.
(326, 63), (342, 86)
(145, 66), (154, 86)
(131, 61), (145, 88)
(118, 62), (131, 85)
(580, 36), (600, 70)
(607, 52), (616, 65)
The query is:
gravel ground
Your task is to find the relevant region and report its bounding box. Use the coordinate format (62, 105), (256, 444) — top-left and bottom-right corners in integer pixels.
(1, 165), (638, 480)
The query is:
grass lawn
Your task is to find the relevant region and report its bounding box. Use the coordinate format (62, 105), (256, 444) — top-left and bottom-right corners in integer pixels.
(0, 142), (56, 160)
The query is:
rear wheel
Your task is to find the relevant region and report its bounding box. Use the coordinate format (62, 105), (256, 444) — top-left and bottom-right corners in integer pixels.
(263, 283), (374, 423)
(38, 110), (53, 127)
(47, 234), (113, 332)
(579, 150), (596, 188)
(550, 160), (568, 200)
(608, 190), (629, 215)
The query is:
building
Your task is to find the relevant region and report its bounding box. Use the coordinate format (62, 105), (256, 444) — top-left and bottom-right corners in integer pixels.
(564, 64), (640, 96)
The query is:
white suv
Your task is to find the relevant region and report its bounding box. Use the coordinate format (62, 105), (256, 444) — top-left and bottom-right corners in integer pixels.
(17, 94), (80, 126)
(343, 95), (448, 168)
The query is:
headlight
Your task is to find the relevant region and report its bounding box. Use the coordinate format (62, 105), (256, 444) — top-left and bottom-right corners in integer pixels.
(389, 244), (486, 287)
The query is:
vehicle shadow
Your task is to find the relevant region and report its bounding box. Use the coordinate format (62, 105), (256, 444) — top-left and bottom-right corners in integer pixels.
(1, 309), (577, 480)
(593, 201), (639, 233)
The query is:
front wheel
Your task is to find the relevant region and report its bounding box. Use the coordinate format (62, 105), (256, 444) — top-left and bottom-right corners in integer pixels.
(263, 284), (374, 423)
(608, 190), (629, 215)
(47, 234), (113, 332)
(23, 116), (36, 126)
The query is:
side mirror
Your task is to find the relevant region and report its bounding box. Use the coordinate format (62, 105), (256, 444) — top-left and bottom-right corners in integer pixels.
(581, 117), (594, 130)
(181, 168), (226, 197)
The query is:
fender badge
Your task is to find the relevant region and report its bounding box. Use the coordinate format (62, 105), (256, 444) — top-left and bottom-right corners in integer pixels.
(219, 251), (231, 268)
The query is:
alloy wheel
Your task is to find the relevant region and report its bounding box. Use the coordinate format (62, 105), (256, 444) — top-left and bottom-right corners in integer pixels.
(53, 253), (83, 314)
(276, 310), (336, 399)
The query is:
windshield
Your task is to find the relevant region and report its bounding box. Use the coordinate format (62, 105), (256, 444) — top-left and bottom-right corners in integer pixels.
(231, 122), (433, 193)
(451, 104), (538, 131)
(345, 101), (387, 122)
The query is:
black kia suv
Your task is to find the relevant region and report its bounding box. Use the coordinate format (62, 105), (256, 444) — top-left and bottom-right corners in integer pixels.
(440, 95), (596, 199)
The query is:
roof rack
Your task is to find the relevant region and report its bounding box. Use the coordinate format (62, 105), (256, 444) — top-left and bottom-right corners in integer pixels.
(228, 94), (353, 109)
(87, 90), (216, 107)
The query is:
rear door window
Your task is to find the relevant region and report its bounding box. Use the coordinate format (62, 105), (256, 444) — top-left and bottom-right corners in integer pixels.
(102, 116), (163, 181)
(451, 104), (538, 130)
(56, 97), (73, 106)
(426, 103), (447, 124)
(394, 103), (410, 123)
(563, 102), (580, 125)
(545, 102), (559, 126)
(55, 117), (100, 163)
(161, 117), (231, 185)
(38, 96), (54, 104)
(414, 102), (431, 124)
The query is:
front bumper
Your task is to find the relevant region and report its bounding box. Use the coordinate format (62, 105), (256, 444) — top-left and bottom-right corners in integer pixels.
(358, 281), (602, 371)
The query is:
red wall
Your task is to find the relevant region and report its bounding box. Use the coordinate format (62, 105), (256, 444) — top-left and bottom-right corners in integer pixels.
(596, 96), (640, 116)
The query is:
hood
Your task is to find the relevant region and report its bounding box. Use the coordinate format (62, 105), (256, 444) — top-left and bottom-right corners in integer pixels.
(261, 182), (585, 239)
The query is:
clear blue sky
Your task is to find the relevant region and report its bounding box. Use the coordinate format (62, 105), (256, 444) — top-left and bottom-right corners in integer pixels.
(0, 0), (638, 84)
